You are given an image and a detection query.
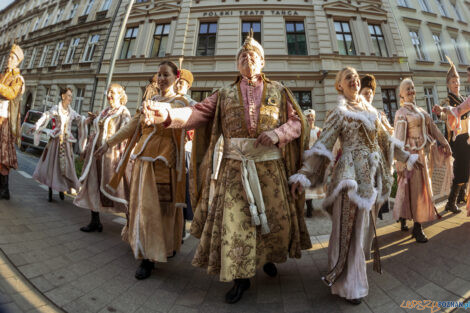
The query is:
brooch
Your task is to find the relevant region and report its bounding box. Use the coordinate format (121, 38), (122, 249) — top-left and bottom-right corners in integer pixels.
(267, 96), (279, 106)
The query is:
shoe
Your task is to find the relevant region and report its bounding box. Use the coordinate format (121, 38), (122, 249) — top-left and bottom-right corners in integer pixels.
(411, 222), (428, 243)
(399, 218), (409, 231)
(263, 262), (277, 277)
(167, 250), (177, 258)
(59, 192), (65, 200)
(445, 184), (462, 214)
(48, 188), (53, 202)
(135, 259), (154, 280)
(0, 189), (10, 200)
(346, 298), (362, 305)
(225, 279), (250, 304)
(80, 211), (103, 233)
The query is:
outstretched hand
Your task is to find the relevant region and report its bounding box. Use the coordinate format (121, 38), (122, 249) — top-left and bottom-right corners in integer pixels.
(142, 100), (169, 126)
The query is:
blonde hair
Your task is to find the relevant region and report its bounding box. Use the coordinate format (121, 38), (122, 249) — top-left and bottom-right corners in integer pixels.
(108, 83), (128, 106)
(335, 67), (358, 93)
(398, 78), (414, 106)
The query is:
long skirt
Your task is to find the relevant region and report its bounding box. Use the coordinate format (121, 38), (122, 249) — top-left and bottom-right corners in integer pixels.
(122, 159), (183, 262)
(393, 152), (437, 223)
(0, 118), (18, 175)
(328, 192), (368, 300)
(33, 138), (79, 192)
(191, 158), (311, 282)
(451, 133), (470, 184)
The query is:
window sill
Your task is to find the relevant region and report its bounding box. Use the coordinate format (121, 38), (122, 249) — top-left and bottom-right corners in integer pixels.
(96, 10), (107, 20)
(78, 15), (88, 24)
(416, 60), (434, 65)
(439, 61), (450, 65)
(422, 11), (437, 18)
(397, 6), (416, 13)
(441, 16), (454, 22)
(458, 20), (468, 26)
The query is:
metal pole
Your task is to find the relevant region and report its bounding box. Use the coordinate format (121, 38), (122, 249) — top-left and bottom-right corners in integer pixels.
(100, 0), (135, 110)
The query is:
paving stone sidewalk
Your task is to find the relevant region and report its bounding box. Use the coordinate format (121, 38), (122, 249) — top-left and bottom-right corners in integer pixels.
(0, 171), (469, 313)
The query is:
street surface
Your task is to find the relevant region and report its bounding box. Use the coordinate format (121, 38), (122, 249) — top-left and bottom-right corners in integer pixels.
(0, 150), (467, 313)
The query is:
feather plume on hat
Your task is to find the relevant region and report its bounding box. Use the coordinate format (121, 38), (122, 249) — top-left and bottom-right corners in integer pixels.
(10, 44), (24, 63)
(446, 55), (459, 83)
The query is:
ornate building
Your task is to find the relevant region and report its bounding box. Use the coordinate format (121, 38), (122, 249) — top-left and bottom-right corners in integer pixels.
(2, 0), (467, 126)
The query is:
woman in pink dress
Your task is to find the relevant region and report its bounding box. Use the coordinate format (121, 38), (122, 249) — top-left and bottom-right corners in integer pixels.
(393, 78), (451, 242)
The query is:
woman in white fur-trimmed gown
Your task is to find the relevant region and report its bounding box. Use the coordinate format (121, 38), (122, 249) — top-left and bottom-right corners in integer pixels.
(290, 67), (419, 304)
(32, 87), (87, 202)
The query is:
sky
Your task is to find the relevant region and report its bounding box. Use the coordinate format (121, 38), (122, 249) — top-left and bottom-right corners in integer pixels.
(0, 0), (14, 11)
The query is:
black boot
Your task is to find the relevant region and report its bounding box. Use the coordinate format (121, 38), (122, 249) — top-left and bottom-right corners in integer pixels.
(399, 218), (409, 231)
(412, 222), (428, 243)
(263, 262), (277, 277)
(445, 184), (462, 214)
(225, 279), (250, 304)
(346, 298), (362, 305)
(59, 192), (65, 200)
(80, 211), (103, 233)
(306, 200), (313, 218)
(0, 175), (10, 200)
(457, 183), (467, 204)
(48, 188), (53, 202)
(135, 259), (154, 280)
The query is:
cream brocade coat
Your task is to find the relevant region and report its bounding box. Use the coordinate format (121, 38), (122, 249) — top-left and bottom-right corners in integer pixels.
(107, 95), (188, 262)
(392, 104), (450, 223)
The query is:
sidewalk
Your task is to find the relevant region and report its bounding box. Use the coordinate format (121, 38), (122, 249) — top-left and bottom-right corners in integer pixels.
(0, 171), (469, 313)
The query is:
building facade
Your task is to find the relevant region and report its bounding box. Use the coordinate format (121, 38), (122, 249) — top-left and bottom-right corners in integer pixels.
(95, 0), (411, 125)
(390, 0), (470, 120)
(0, 0), (122, 119)
(2, 0), (468, 126)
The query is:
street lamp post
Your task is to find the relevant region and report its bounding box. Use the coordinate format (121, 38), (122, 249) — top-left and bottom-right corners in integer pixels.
(100, 0), (136, 110)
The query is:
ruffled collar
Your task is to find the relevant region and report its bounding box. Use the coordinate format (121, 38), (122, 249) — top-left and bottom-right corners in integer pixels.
(337, 95), (378, 130)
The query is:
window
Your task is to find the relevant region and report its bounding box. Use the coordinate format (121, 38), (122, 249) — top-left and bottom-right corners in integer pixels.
(64, 38), (80, 64)
(410, 31), (426, 60)
(22, 21), (30, 36)
(150, 24), (170, 58)
(432, 34), (446, 62)
(54, 7), (64, 24)
(369, 24), (388, 57)
(191, 90), (212, 102)
(397, 0), (412, 7)
(285, 22), (307, 56)
(335, 21), (356, 56)
(32, 17), (40, 31)
(82, 0), (95, 16)
(382, 88), (398, 123)
(418, 0), (432, 12)
(451, 2), (463, 21)
(39, 46), (49, 67)
(435, 0), (449, 16)
(424, 87), (438, 120)
(101, 0), (112, 11)
(50, 42), (64, 66)
(74, 87), (85, 112)
(0, 55), (5, 70)
(241, 21), (261, 44)
(82, 34), (99, 62)
(451, 37), (466, 64)
(28, 48), (37, 68)
(196, 22), (217, 56)
(42, 11), (50, 28)
(20, 51), (27, 69)
(120, 27), (138, 59)
(292, 91), (312, 111)
(68, 3), (78, 19)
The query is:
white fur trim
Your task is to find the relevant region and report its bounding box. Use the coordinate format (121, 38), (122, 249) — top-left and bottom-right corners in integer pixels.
(100, 185), (128, 207)
(389, 136), (404, 150)
(322, 179), (378, 212)
(337, 95), (378, 131)
(304, 142), (334, 162)
(175, 203), (187, 209)
(130, 126), (157, 159)
(406, 154), (419, 171)
(134, 155), (169, 166)
(289, 173), (312, 188)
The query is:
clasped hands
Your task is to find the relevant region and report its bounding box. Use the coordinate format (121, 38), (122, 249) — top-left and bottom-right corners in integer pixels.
(432, 105), (450, 116)
(142, 100), (170, 126)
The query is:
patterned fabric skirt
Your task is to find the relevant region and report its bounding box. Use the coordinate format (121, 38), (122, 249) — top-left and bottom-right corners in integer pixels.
(191, 158), (311, 282)
(0, 118), (18, 175)
(32, 138), (79, 192)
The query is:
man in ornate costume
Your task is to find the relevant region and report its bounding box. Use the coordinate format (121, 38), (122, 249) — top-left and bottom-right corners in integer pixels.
(143, 33), (311, 304)
(438, 57), (470, 213)
(0, 44), (25, 200)
(142, 73), (159, 101)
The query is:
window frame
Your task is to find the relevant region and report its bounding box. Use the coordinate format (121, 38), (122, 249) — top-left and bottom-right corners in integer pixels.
(50, 41), (64, 66)
(196, 21), (218, 56)
(418, 0), (433, 12)
(150, 23), (170, 58)
(409, 30), (427, 60)
(28, 47), (37, 69)
(120, 26), (139, 59)
(368, 24), (388, 57)
(435, 0), (449, 17)
(82, 0), (95, 16)
(101, 0), (112, 11)
(64, 38), (80, 64)
(334, 20), (356, 56)
(432, 33), (446, 62)
(424, 86), (439, 120)
(241, 20), (262, 44)
(291, 90), (313, 111)
(285, 21), (308, 56)
(68, 3), (78, 19)
(82, 34), (100, 62)
(382, 88), (399, 123)
(38, 46), (49, 67)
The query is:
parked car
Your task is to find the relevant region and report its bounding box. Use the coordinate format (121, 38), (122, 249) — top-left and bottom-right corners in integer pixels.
(20, 110), (54, 152)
